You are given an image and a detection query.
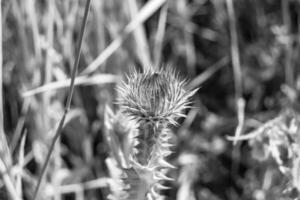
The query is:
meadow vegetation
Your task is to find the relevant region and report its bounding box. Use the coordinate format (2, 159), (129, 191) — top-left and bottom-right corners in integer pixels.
(0, 0), (300, 200)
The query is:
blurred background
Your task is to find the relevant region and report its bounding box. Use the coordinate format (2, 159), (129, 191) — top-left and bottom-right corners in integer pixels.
(1, 0), (300, 199)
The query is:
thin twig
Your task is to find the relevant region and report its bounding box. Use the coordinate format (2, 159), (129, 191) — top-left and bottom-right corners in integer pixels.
(226, 0), (245, 145)
(81, 0), (167, 75)
(32, 1), (92, 199)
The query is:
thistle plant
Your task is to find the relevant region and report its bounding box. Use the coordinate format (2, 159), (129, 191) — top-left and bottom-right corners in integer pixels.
(105, 68), (197, 200)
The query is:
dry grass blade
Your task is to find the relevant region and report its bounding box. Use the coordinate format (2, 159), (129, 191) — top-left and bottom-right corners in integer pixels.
(188, 56), (229, 89)
(9, 99), (30, 153)
(0, 0), (3, 130)
(282, 0), (294, 88)
(0, 0), (11, 168)
(226, 0), (245, 145)
(0, 1), (19, 199)
(81, 0), (167, 75)
(26, 0), (42, 60)
(11, 0), (30, 69)
(127, 0), (152, 69)
(0, 160), (21, 200)
(16, 131), (27, 198)
(32, 0), (92, 199)
(227, 114), (285, 141)
(57, 178), (109, 195)
(22, 74), (119, 98)
(154, 3), (168, 68)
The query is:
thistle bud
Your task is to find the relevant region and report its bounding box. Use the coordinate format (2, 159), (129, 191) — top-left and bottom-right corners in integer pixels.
(116, 69), (197, 126)
(108, 68), (197, 200)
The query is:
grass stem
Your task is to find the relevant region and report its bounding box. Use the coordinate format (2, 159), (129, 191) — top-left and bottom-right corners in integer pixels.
(226, 0), (245, 145)
(32, 1), (92, 199)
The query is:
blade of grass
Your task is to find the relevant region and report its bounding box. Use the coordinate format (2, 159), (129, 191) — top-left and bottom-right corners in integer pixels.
(282, 0), (294, 88)
(81, 0), (167, 75)
(57, 178), (108, 195)
(227, 114), (284, 141)
(153, 3), (168, 68)
(181, 1), (196, 75)
(27, 0), (42, 61)
(127, 0), (152, 69)
(226, 0), (245, 145)
(32, 0), (92, 199)
(11, 0), (30, 70)
(0, 160), (21, 200)
(22, 73), (119, 97)
(0, 0), (11, 167)
(0, 1), (21, 199)
(41, 0), (55, 131)
(9, 98), (30, 153)
(188, 56), (229, 89)
(16, 131), (27, 198)
(91, 0), (106, 69)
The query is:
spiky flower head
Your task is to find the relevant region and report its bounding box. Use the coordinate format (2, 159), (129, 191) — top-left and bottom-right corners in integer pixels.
(116, 68), (197, 126)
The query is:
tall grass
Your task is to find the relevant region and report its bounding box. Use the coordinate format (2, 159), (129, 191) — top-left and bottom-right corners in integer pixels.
(1, 0), (300, 200)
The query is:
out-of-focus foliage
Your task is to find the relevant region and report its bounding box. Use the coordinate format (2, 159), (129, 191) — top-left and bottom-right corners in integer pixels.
(1, 0), (300, 200)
